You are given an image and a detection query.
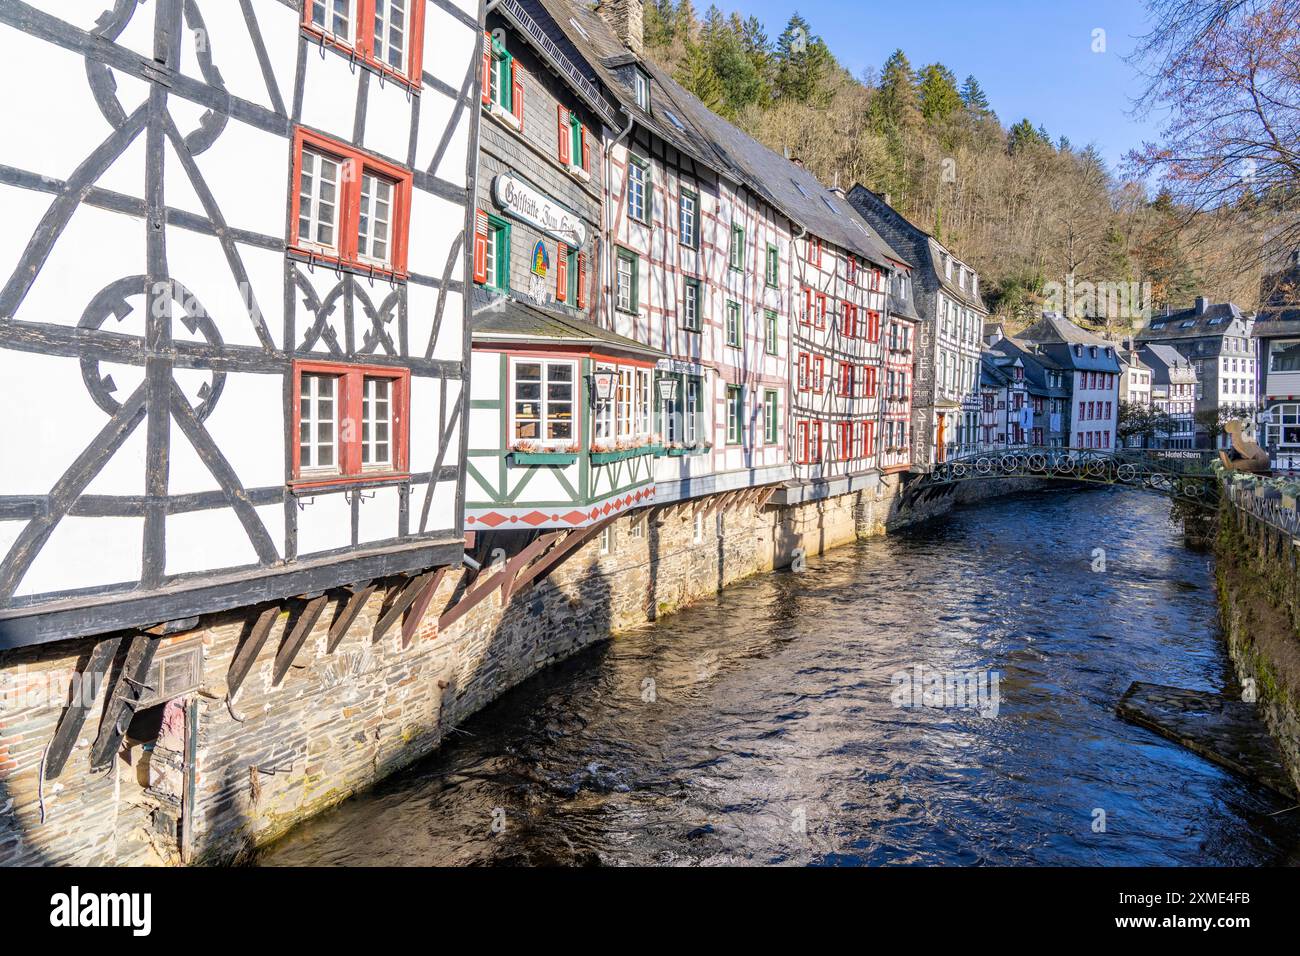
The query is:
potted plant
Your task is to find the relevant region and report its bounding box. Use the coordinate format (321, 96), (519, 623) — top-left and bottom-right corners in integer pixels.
(508, 439), (579, 466)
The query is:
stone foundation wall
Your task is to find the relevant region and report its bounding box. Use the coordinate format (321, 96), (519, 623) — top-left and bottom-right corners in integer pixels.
(1214, 497), (1300, 795)
(0, 475), (923, 866)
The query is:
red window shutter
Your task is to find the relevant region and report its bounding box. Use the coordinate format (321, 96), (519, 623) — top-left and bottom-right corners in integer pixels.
(576, 253), (587, 309)
(801, 288), (812, 324)
(511, 62), (525, 128)
(481, 33), (491, 105)
(555, 249), (568, 302)
(580, 126), (590, 172)
(472, 210), (488, 284)
(557, 106), (570, 164)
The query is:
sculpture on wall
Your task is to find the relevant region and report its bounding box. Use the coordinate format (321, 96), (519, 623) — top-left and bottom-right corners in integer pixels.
(1219, 420), (1271, 472)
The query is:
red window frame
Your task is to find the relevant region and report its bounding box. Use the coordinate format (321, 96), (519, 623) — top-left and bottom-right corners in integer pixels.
(815, 293), (828, 331)
(291, 360), (411, 486)
(798, 352), (811, 391)
(838, 362), (854, 396)
(812, 356), (826, 394)
(797, 420), (823, 464)
(862, 366), (877, 398)
(290, 127), (413, 279)
(866, 309), (881, 342)
(842, 302), (857, 338)
(837, 421), (854, 461)
(801, 288), (813, 326)
(301, 0), (426, 89)
(846, 255), (857, 285)
(860, 420), (875, 458)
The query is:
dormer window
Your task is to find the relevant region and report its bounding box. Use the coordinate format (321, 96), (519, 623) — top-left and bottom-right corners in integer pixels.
(633, 68), (650, 111)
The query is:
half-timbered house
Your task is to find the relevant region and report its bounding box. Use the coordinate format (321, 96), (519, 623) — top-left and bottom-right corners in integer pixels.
(0, 0), (479, 861)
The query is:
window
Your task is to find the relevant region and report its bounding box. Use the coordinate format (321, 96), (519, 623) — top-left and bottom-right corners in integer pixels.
(679, 190), (699, 247)
(561, 247), (579, 305)
(726, 300), (741, 348)
(682, 277), (702, 332)
(838, 362), (854, 397)
(837, 421), (854, 461)
(860, 420), (875, 458)
(633, 68), (651, 111)
(293, 129), (412, 277)
(846, 255), (858, 285)
(616, 248), (639, 313)
(1270, 339), (1300, 372)
(841, 302), (857, 339)
(862, 366), (877, 398)
(798, 352), (812, 391)
(726, 385), (744, 445)
(293, 362), (409, 482)
(599, 526), (613, 555)
(631, 513), (646, 539)
(766, 244), (779, 286)
(730, 223), (745, 270)
(473, 212), (509, 290)
(627, 157), (648, 223)
(796, 420), (822, 463)
(659, 373), (702, 443)
(764, 310), (779, 355)
(512, 359), (575, 445)
(304, 0), (426, 85)
(815, 293), (827, 330)
(808, 236), (822, 267)
(594, 364), (652, 442)
(693, 512), (704, 544)
(764, 390), (779, 444)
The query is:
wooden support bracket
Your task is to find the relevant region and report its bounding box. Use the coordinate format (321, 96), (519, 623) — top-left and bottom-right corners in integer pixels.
(508, 517), (614, 599)
(327, 583), (377, 653)
(401, 567), (448, 648)
(44, 636), (122, 780)
(436, 531), (564, 633)
(272, 594), (330, 686)
(89, 633), (160, 770)
(227, 604), (282, 699)
(373, 570), (438, 643)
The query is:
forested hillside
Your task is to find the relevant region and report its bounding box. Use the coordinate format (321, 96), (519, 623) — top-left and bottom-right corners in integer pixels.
(641, 1), (1266, 327)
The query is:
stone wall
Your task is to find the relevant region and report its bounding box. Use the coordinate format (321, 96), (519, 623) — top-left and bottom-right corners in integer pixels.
(0, 475), (922, 866)
(1214, 495), (1300, 795)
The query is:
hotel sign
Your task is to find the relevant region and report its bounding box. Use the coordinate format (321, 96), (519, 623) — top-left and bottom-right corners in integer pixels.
(493, 173), (587, 249)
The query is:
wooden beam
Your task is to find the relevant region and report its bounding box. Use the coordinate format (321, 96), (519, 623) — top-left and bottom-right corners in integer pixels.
(756, 486), (778, 509)
(326, 583), (376, 653)
(373, 570), (437, 643)
(401, 567), (447, 648)
(272, 594), (329, 687)
(44, 636), (122, 780)
(509, 517), (615, 599)
(89, 633), (159, 770)
(227, 604), (281, 699)
(435, 533), (561, 633)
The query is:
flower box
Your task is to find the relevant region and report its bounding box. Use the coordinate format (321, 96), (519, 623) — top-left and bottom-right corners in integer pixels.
(508, 452), (578, 467)
(591, 446), (654, 465)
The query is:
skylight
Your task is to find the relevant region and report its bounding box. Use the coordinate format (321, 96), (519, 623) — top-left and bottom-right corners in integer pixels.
(663, 110), (686, 131)
(792, 179), (809, 198)
(821, 196), (837, 213)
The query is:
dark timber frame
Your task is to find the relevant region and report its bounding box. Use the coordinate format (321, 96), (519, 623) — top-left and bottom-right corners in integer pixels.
(0, 0), (482, 650)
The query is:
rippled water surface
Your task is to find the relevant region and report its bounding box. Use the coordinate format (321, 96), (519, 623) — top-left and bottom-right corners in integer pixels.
(260, 489), (1300, 866)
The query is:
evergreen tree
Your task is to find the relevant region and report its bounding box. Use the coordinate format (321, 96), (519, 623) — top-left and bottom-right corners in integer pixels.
(960, 74), (990, 114)
(918, 63), (961, 123)
(774, 14), (833, 106)
(871, 49), (921, 132)
(675, 38), (725, 112)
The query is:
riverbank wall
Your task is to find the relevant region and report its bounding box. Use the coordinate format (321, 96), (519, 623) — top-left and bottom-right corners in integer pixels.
(0, 472), (1043, 865)
(1214, 486), (1300, 795)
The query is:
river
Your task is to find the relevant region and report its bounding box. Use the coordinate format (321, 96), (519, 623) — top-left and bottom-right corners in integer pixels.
(259, 488), (1300, 866)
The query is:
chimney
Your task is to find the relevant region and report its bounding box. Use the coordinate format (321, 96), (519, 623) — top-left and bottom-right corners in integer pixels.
(596, 0), (644, 55)
(791, 157), (805, 168)
(829, 170), (845, 199)
(1195, 296), (1209, 314)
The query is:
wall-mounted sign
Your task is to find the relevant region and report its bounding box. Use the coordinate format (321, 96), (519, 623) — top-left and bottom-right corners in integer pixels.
(656, 358), (707, 377)
(531, 240), (549, 277)
(590, 370), (616, 402)
(493, 173), (587, 249)
(656, 378), (678, 401)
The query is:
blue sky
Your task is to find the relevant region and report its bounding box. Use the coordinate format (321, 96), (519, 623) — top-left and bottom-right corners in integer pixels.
(730, 0), (1168, 171)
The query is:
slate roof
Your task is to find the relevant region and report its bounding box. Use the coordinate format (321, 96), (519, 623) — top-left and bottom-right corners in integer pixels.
(471, 290), (664, 358)
(1138, 343), (1197, 386)
(1016, 315), (1122, 373)
(1134, 302), (1249, 341)
(528, 0), (910, 271)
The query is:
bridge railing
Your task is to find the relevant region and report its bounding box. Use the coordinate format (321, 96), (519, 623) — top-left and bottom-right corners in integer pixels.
(1223, 481), (1300, 538)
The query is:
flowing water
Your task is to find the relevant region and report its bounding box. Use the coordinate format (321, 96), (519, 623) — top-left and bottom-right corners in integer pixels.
(260, 489), (1300, 866)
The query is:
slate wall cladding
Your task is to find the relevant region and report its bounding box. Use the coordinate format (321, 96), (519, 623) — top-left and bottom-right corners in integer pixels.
(477, 16), (603, 313)
(0, 481), (920, 866)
